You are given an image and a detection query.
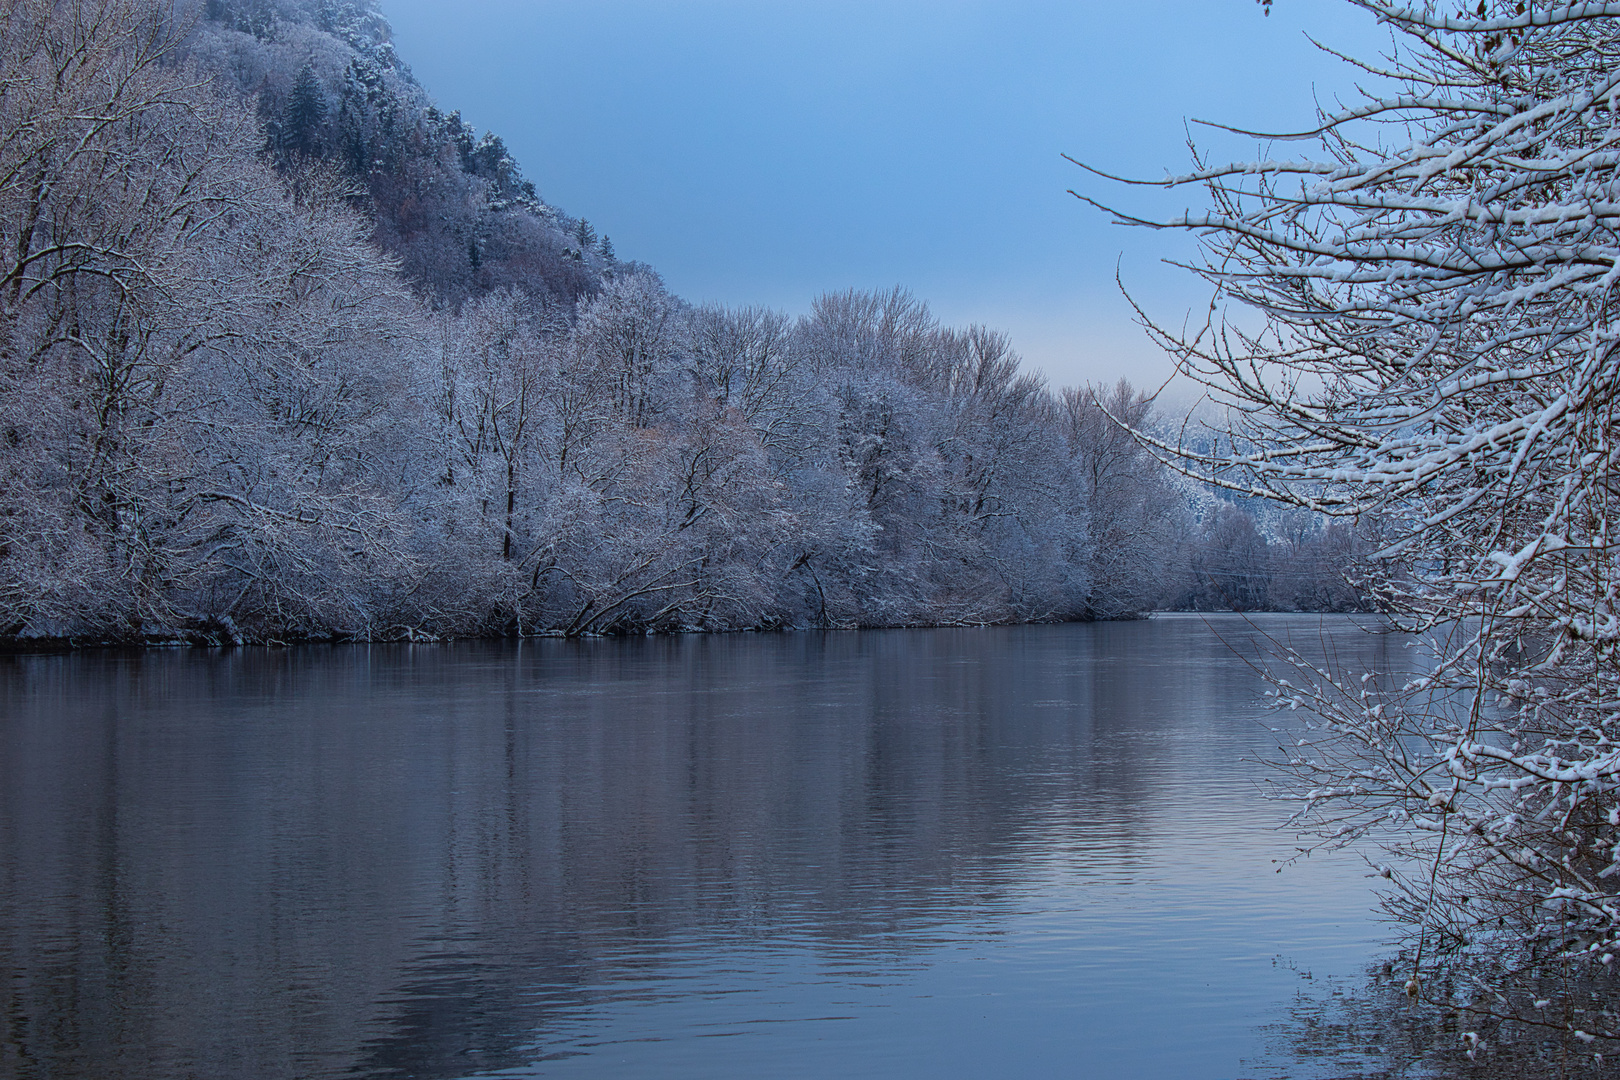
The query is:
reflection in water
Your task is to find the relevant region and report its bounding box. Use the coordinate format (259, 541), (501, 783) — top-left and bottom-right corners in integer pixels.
(1, 617), (1404, 1079)
(1267, 957), (1620, 1079)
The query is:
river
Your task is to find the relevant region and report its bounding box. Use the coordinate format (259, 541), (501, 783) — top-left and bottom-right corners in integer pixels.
(0, 615), (1411, 1079)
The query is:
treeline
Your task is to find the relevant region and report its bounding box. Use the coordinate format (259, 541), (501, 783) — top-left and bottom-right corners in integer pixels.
(0, 0), (1360, 644)
(1171, 504), (1366, 613)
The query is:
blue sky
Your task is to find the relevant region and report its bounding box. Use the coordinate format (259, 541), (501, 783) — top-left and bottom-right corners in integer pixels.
(381, 0), (1390, 390)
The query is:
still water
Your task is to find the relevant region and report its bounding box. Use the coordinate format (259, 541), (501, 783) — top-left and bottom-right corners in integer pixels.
(0, 616), (1409, 1079)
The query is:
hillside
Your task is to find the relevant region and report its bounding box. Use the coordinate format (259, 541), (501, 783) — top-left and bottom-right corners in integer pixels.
(0, 0), (1362, 645)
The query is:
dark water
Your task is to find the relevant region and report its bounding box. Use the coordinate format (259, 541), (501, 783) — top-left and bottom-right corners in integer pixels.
(0, 616), (1408, 1080)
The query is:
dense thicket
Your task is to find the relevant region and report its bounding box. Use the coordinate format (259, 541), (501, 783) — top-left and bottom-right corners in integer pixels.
(0, 0), (1358, 644)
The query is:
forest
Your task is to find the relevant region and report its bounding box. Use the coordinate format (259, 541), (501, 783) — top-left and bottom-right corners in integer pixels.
(0, 0), (1363, 645)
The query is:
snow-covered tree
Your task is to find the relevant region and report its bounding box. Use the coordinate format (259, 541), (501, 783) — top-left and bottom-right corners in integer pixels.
(1057, 380), (1182, 617)
(573, 271), (680, 429)
(1080, 0), (1620, 1045)
(435, 291), (557, 563)
(0, 0), (413, 641)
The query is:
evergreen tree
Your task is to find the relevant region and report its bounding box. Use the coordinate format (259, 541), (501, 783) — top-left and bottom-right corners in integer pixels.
(443, 110), (478, 172)
(214, 0), (275, 42)
(282, 62), (326, 159)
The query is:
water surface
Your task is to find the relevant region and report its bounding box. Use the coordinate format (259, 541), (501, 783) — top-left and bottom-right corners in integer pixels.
(0, 616), (1406, 1079)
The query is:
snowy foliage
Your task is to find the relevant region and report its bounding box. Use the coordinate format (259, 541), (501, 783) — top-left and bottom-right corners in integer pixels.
(1081, 0), (1620, 1046)
(0, 0), (1363, 645)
